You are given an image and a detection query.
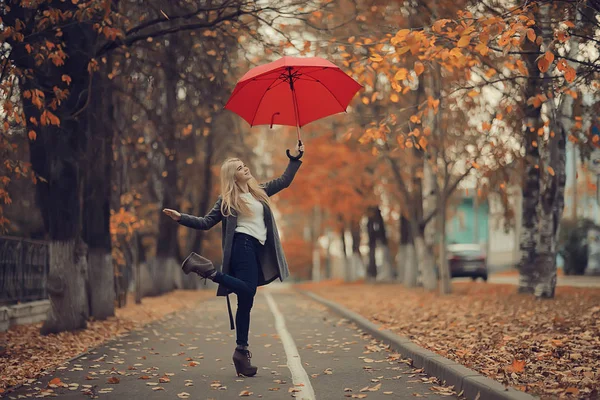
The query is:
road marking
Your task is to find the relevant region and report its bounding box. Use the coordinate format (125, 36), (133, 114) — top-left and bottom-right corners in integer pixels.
(265, 292), (316, 400)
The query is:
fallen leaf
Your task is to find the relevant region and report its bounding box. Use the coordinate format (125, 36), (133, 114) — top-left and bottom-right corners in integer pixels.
(507, 360), (526, 373)
(239, 390), (253, 396)
(107, 377), (120, 384)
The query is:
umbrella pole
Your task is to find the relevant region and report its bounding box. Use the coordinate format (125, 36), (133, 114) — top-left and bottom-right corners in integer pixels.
(286, 68), (304, 160)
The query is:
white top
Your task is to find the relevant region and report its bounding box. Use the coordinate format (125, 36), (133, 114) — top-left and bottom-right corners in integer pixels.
(235, 193), (267, 245)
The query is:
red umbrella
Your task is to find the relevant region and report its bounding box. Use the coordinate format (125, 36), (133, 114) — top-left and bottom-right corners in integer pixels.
(224, 56), (362, 159)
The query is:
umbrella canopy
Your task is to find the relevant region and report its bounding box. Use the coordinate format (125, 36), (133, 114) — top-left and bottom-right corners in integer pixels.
(224, 56), (362, 129)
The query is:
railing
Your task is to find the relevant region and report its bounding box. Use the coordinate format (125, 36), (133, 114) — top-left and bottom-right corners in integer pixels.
(0, 236), (49, 305)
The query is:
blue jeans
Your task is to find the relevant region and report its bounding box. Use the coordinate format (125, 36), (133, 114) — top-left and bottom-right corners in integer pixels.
(213, 233), (263, 346)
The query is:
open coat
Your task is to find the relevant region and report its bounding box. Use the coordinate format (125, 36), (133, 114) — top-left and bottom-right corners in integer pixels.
(178, 159), (302, 298)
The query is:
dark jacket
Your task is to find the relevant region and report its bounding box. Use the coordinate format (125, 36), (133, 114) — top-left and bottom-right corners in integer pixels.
(178, 159), (302, 297)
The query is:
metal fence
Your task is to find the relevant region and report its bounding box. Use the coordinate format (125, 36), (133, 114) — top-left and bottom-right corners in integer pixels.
(0, 236), (49, 305)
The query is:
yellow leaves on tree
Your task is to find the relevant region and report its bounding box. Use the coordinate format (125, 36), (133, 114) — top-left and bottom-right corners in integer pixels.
(432, 19), (451, 33)
(537, 58), (550, 73)
(538, 51), (554, 73)
(563, 67), (576, 83)
(527, 93), (548, 108)
(369, 53), (383, 63)
(457, 35), (471, 48)
(414, 61), (424, 76)
(394, 68), (408, 81)
(40, 110), (60, 126)
(23, 89), (45, 109)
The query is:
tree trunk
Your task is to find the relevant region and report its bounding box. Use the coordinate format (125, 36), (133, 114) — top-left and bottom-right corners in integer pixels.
(413, 234), (437, 290)
(82, 71), (115, 320)
(396, 214), (411, 284)
(534, 117), (567, 298)
(340, 223), (352, 282)
(402, 242), (417, 287)
(350, 219), (364, 280)
(41, 239), (89, 335)
(366, 209), (378, 281)
(517, 18), (544, 294)
(87, 250), (115, 318)
(191, 131), (215, 255)
(534, 1), (582, 296)
(154, 48), (183, 293)
(373, 206), (393, 281)
(438, 196), (451, 294)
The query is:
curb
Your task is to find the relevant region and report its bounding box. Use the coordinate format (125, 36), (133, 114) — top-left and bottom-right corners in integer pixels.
(301, 291), (537, 400)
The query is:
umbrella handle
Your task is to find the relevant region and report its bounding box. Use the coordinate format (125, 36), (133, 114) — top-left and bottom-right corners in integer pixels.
(270, 112), (280, 129)
(286, 140), (304, 161)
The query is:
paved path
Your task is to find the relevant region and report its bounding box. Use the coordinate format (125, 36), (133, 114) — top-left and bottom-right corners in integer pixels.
(6, 286), (459, 399)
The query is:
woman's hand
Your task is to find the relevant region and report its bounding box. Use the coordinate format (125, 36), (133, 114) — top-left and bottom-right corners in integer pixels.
(296, 142), (305, 156)
(162, 208), (181, 221)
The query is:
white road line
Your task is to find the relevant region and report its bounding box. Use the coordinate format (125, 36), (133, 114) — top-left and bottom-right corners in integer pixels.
(264, 291), (317, 400)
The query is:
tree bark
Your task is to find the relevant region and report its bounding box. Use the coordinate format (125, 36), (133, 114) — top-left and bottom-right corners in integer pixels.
(396, 215), (410, 283)
(413, 233), (437, 290)
(83, 71), (115, 320)
(373, 206), (393, 281)
(517, 17), (544, 294)
(350, 219), (364, 280)
(366, 208), (378, 281)
(154, 46), (183, 294)
(41, 239), (89, 335)
(191, 131), (215, 255)
(438, 195), (451, 294)
(340, 221), (352, 282)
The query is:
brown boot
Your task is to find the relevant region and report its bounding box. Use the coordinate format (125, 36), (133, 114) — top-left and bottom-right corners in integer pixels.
(181, 252), (216, 279)
(232, 348), (257, 377)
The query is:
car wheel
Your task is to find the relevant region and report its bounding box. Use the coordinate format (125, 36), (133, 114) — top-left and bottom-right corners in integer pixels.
(482, 274), (488, 282)
(471, 277), (477, 281)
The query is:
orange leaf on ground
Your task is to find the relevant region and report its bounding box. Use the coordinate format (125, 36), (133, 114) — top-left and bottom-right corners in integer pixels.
(507, 360), (526, 373)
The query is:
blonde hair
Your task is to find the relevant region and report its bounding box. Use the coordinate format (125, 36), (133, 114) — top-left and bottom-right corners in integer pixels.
(220, 158), (270, 217)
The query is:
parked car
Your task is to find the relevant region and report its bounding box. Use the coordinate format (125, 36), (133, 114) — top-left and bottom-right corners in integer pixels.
(447, 243), (488, 281)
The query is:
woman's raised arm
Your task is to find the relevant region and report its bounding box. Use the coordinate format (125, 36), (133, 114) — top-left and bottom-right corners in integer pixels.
(263, 144), (305, 197)
(163, 198), (223, 231)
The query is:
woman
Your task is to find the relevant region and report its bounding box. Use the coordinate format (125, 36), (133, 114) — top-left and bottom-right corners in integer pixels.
(162, 144), (304, 377)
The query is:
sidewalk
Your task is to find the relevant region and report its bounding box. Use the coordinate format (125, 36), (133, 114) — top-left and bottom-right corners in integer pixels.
(486, 275), (600, 288)
(4, 286), (458, 399)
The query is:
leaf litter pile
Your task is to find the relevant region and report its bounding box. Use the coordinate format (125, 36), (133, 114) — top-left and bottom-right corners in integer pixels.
(0, 289), (214, 393)
(301, 281), (600, 399)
